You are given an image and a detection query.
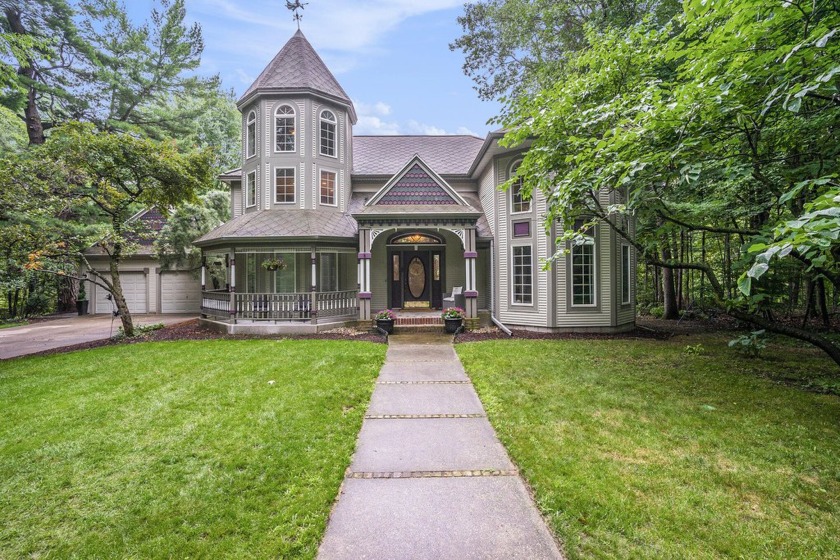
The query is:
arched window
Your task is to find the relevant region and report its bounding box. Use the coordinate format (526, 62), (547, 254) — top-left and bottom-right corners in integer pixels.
(510, 160), (530, 213)
(246, 110), (256, 158)
(275, 105), (295, 152)
(320, 110), (336, 157)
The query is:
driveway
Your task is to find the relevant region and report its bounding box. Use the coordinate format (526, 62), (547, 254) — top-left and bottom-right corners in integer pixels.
(0, 314), (196, 360)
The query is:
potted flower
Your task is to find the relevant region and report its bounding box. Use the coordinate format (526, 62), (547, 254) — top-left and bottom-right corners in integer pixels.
(76, 279), (89, 316)
(261, 256), (286, 272)
(441, 306), (465, 333)
(374, 309), (396, 334)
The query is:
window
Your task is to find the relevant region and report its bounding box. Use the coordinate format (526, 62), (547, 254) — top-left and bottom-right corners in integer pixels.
(246, 170), (257, 207)
(319, 253), (338, 292)
(320, 110), (336, 157)
(246, 110), (256, 158)
(621, 244), (632, 305)
(513, 221), (531, 237)
(512, 245), (533, 305)
(275, 105), (295, 152)
(572, 237), (596, 306)
(274, 253), (296, 293)
(320, 170), (336, 206)
(510, 161), (531, 213)
(275, 168), (295, 204)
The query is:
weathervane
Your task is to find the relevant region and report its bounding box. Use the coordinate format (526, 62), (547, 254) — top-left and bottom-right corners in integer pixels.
(285, 1), (308, 29)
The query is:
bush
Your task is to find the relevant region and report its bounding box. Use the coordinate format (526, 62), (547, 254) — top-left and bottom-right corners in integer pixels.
(24, 292), (52, 317)
(728, 330), (768, 358)
(649, 305), (665, 319)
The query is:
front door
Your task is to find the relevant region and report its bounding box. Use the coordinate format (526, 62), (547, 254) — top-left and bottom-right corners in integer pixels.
(389, 250), (443, 309)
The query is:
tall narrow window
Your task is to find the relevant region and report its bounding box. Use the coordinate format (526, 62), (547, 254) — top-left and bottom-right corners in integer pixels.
(320, 110), (336, 157)
(621, 244), (632, 305)
(510, 161), (531, 213)
(572, 237), (596, 306)
(275, 168), (295, 204)
(274, 253), (296, 293)
(246, 110), (256, 158)
(275, 105), (295, 152)
(246, 170), (257, 207)
(512, 245), (533, 305)
(319, 253), (338, 292)
(320, 170), (336, 205)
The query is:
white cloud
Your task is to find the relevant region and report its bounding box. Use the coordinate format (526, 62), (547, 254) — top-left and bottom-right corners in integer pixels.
(234, 68), (255, 86)
(353, 107), (479, 136)
(407, 120), (447, 135)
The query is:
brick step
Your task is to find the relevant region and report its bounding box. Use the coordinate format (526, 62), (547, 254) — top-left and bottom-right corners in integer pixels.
(394, 317), (443, 326)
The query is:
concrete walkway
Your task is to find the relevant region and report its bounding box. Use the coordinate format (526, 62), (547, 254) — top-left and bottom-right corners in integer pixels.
(0, 314), (195, 360)
(318, 332), (563, 560)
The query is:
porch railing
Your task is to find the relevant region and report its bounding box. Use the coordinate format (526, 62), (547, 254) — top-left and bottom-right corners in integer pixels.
(201, 290), (230, 319)
(202, 290), (358, 322)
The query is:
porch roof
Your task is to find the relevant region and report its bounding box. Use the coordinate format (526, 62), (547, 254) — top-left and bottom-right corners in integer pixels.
(194, 209), (357, 247)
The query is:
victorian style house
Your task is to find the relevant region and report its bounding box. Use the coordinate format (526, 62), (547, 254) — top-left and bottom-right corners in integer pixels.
(194, 30), (635, 333)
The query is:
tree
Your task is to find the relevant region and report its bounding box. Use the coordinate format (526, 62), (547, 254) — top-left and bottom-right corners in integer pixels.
(499, 1), (840, 366)
(155, 188), (230, 272)
(2, 122), (213, 336)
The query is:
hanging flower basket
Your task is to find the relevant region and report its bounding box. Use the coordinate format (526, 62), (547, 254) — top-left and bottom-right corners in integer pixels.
(262, 257), (287, 271)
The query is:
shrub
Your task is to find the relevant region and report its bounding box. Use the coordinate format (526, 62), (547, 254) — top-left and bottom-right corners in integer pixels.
(728, 330), (768, 358)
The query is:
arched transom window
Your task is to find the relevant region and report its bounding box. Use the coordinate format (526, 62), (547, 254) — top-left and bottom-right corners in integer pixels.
(320, 110), (336, 157)
(390, 233), (442, 245)
(246, 110), (257, 158)
(275, 105), (295, 152)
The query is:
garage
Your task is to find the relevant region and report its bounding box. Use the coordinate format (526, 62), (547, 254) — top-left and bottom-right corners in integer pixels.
(160, 271), (201, 313)
(94, 271), (148, 314)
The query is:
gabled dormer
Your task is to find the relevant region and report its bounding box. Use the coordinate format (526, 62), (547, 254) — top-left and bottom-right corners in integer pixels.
(237, 30), (356, 214)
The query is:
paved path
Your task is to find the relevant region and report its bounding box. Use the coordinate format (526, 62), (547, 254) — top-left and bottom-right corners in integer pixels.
(318, 332), (563, 560)
(0, 314), (195, 360)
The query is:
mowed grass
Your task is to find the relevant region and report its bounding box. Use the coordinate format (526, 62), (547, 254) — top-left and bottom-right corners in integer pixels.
(457, 334), (840, 559)
(0, 339), (385, 558)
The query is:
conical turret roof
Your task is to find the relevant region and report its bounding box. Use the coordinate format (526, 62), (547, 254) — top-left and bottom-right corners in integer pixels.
(239, 30), (355, 121)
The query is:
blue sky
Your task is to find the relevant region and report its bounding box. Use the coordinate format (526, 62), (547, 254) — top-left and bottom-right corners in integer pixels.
(123, 0), (501, 137)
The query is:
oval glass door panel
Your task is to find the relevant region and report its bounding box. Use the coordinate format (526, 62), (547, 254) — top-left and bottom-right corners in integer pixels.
(408, 257), (426, 298)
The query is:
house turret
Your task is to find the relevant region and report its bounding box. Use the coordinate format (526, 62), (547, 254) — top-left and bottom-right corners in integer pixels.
(237, 30), (356, 213)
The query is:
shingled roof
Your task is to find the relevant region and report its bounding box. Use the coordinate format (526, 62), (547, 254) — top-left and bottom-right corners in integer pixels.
(353, 135), (485, 176)
(194, 209), (357, 246)
(239, 30), (353, 114)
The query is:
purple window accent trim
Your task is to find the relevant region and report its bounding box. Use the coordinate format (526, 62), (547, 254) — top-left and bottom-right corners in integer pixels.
(513, 221), (531, 237)
(464, 290), (479, 298)
(359, 292), (372, 300)
(464, 251), (478, 259)
(358, 252), (372, 259)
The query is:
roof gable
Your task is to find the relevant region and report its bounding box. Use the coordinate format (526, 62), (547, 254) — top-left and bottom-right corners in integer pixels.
(367, 156), (469, 207)
(239, 30), (353, 112)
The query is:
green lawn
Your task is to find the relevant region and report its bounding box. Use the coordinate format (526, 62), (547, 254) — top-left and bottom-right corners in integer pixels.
(457, 334), (840, 560)
(0, 320), (27, 329)
(0, 339), (386, 558)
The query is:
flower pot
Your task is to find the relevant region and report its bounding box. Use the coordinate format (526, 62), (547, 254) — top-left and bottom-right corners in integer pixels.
(76, 300), (89, 316)
(444, 317), (463, 334)
(376, 318), (394, 334)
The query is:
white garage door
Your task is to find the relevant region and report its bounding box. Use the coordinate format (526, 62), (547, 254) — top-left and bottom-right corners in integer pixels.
(160, 271), (201, 313)
(94, 272), (148, 314)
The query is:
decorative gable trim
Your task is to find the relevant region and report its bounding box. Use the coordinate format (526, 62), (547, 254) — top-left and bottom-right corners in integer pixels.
(367, 155), (470, 207)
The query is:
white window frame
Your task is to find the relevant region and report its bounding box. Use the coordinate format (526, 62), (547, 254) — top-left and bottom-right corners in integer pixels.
(621, 244), (632, 305)
(246, 170), (257, 208)
(319, 109), (337, 158)
(571, 236), (597, 307)
(509, 160), (531, 214)
(511, 244), (534, 306)
(274, 167), (296, 204)
(319, 168), (337, 207)
(246, 110), (256, 159)
(274, 104), (296, 153)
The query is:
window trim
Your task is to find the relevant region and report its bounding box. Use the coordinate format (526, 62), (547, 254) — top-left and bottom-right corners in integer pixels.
(274, 104), (296, 153)
(246, 110), (257, 159)
(570, 235), (598, 308)
(319, 109), (337, 158)
(319, 168), (338, 207)
(245, 170), (257, 208)
(274, 166), (296, 205)
(510, 243), (534, 307)
(509, 160), (531, 215)
(621, 244), (632, 305)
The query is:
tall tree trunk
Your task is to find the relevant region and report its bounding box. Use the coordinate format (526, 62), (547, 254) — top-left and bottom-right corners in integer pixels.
(3, 7), (46, 145)
(816, 278), (830, 328)
(803, 278), (815, 327)
(724, 233), (732, 299)
(661, 246), (679, 320)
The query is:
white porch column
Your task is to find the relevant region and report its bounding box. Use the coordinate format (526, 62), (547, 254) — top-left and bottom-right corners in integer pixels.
(200, 256), (206, 291)
(228, 250), (236, 322)
(358, 227), (372, 321)
(311, 247), (318, 324)
(463, 228), (479, 320)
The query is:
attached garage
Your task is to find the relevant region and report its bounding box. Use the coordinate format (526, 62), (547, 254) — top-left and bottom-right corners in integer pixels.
(160, 271), (201, 313)
(93, 271), (148, 314)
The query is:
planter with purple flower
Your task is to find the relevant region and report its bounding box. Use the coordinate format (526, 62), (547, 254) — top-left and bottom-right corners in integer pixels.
(441, 307), (465, 333)
(374, 309), (396, 334)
